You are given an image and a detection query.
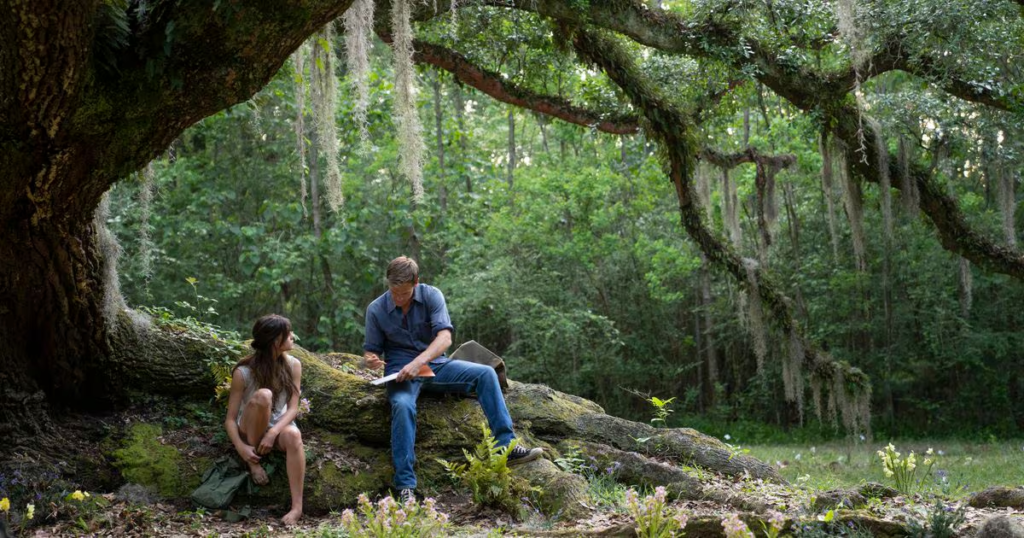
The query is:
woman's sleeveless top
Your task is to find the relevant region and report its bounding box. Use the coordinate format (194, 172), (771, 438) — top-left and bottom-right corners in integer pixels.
(236, 355), (298, 428)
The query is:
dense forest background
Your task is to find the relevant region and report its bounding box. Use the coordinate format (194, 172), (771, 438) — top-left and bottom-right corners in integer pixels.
(106, 22), (1024, 441)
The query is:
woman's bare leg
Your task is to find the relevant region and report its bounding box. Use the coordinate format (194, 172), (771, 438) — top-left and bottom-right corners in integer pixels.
(276, 425), (305, 525)
(239, 388), (272, 485)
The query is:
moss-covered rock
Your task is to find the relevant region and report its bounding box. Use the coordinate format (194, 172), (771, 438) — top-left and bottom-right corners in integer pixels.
(110, 423), (190, 497)
(101, 344), (784, 517)
(969, 486), (1024, 509)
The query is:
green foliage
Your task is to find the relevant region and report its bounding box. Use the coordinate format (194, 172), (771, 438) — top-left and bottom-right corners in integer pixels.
(906, 499), (966, 538)
(647, 396), (676, 428)
(107, 15), (1024, 438)
(625, 487), (688, 538)
(340, 493), (449, 538)
(437, 423), (534, 514)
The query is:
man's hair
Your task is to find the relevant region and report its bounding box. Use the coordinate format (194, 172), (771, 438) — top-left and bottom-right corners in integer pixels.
(386, 256), (419, 286)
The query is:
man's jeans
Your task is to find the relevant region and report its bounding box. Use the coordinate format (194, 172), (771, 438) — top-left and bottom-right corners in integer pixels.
(386, 360), (515, 490)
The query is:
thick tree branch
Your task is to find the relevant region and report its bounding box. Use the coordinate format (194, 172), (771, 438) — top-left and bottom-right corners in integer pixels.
(378, 32), (640, 134)
(862, 37), (1023, 113)
(570, 26), (870, 431)
(700, 148), (795, 171)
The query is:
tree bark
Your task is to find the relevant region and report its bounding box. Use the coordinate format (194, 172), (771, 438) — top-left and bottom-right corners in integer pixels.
(0, 212), (115, 443)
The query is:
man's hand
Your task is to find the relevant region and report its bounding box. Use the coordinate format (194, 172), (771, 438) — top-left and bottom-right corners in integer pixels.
(397, 360), (424, 382)
(257, 429), (279, 455)
(364, 352), (384, 370)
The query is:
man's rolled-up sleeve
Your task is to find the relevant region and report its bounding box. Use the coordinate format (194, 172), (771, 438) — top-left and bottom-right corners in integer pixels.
(425, 287), (455, 338)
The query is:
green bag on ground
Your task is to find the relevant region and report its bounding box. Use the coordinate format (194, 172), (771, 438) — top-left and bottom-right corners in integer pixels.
(191, 455), (276, 509)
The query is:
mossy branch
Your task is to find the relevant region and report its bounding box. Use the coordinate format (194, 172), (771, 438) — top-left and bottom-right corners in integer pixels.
(570, 26), (870, 433)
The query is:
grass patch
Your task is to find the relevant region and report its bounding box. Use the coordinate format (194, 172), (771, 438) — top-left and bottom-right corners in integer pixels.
(743, 440), (1024, 497)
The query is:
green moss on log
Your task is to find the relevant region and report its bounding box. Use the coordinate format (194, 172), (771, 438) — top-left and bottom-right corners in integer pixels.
(111, 423), (189, 497)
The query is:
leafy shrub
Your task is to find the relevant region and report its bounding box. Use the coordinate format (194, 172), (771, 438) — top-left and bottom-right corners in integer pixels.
(906, 499), (966, 538)
(340, 493), (448, 538)
(626, 486), (688, 538)
(437, 422), (535, 514)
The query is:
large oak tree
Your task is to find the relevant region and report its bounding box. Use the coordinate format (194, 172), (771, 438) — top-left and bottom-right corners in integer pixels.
(2, 0), (1021, 440)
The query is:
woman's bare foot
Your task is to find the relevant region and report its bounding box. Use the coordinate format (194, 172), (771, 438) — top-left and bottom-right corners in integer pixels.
(247, 462), (269, 485)
(281, 508), (302, 525)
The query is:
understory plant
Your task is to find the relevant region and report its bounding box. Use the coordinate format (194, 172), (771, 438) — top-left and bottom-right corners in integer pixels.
(877, 444), (936, 494)
(340, 493), (448, 538)
(906, 499), (966, 538)
(554, 445), (625, 509)
(648, 396), (676, 428)
(437, 422), (535, 514)
(626, 486), (688, 537)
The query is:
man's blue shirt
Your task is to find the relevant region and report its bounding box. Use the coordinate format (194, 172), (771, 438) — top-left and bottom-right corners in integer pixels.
(363, 283), (455, 375)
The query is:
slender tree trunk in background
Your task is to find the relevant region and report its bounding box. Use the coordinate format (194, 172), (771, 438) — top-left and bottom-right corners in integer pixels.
(432, 70), (447, 213)
(310, 133), (323, 241)
(538, 113), (551, 154)
(699, 252), (716, 409)
(781, 181), (807, 322)
(743, 108), (751, 146)
(508, 108), (516, 188)
(452, 82), (471, 194)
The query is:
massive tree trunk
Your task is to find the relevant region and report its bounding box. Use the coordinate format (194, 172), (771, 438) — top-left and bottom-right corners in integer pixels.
(0, 0), (353, 429)
(0, 217), (113, 442)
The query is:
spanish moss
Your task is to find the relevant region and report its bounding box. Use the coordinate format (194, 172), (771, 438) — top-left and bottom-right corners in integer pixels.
(138, 163), (155, 296)
(311, 25), (345, 210)
(292, 44), (309, 214)
(784, 329), (805, 423)
(95, 191), (127, 331)
(897, 135), (919, 214)
(838, 140), (867, 271)
(958, 257), (973, 318)
(820, 133), (841, 262)
(343, 0), (374, 143)
(867, 116), (893, 243)
(391, 0), (426, 202)
(723, 168), (742, 247)
(743, 257), (768, 372)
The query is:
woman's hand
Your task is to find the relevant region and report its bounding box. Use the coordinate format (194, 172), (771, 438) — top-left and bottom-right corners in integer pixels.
(257, 429), (279, 455)
(237, 443), (261, 464)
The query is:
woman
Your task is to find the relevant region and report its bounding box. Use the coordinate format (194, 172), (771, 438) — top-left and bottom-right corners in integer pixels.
(224, 314), (305, 525)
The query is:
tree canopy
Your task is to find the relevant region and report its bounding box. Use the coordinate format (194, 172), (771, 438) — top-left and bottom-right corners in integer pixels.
(2, 0), (1023, 441)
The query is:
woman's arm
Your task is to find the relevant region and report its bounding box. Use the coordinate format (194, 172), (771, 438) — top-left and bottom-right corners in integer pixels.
(256, 357), (303, 455)
(225, 369), (261, 464)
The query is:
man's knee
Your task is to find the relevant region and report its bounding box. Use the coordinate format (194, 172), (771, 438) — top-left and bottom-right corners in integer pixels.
(389, 392), (418, 416)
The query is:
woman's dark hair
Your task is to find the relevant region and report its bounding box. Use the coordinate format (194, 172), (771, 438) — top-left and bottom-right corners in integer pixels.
(235, 314), (298, 402)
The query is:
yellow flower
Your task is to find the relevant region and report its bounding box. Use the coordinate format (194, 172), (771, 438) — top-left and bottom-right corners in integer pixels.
(26, 503), (35, 520)
(69, 490), (85, 501)
(926, 448), (934, 456)
(924, 458), (932, 466)
(0, 497), (9, 512)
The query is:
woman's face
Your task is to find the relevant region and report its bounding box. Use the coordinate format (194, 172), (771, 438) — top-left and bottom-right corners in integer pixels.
(277, 331), (295, 355)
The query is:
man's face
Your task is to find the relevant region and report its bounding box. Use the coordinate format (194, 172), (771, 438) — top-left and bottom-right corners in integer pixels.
(389, 282), (416, 310)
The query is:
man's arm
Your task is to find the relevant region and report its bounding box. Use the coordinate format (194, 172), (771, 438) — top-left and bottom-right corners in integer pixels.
(396, 329), (452, 382)
(363, 305), (385, 370)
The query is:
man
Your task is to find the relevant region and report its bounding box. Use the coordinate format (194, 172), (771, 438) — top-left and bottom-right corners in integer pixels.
(363, 256), (542, 503)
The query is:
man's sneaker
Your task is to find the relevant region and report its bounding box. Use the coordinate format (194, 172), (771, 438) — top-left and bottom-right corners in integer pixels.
(507, 444), (543, 466)
(399, 488), (417, 505)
